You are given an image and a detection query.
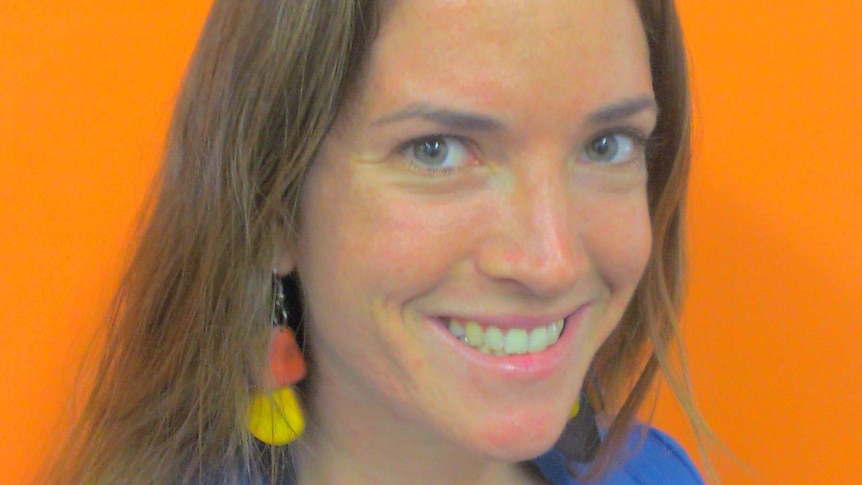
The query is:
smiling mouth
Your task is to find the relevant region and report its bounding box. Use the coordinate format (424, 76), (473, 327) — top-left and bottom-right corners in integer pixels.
(445, 318), (565, 356)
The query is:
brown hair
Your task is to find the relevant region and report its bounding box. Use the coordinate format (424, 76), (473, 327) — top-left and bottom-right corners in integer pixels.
(584, 0), (712, 480)
(47, 0), (709, 483)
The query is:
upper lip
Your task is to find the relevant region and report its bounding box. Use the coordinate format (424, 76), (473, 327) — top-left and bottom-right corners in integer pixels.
(441, 303), (588, 330)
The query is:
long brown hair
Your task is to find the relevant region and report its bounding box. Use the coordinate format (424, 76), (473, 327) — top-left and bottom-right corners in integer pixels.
(47, 0), (708, 483)
(584, 0), (710, 480)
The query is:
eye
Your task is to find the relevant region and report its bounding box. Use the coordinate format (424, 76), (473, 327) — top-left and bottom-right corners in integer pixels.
(582, 132), (643, 164)
(402, 136), (470, 172)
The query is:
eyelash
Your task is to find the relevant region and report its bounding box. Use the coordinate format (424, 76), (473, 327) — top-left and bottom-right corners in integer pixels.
(396, 126), (652, 176)
(581, 127), (652, 165)
(397, 135), (474, 176)
(609, 127), (650, 146)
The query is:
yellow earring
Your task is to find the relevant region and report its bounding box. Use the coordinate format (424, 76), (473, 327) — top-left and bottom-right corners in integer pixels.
(248, 387), (305, 445)
(569, 395), (581, 419)
(248, 275), (307, 445)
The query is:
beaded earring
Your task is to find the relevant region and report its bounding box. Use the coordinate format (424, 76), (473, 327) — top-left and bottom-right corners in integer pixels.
(247, 275), (307, 445)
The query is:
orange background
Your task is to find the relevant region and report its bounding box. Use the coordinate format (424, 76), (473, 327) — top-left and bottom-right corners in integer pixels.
(1, 1), (860, 483)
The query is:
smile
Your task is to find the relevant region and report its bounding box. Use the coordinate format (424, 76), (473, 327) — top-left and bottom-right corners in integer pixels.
(445, 318), (565, 356)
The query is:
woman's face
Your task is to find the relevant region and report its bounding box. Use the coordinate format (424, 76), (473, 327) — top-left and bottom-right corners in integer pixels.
(288, 0), (656, 461)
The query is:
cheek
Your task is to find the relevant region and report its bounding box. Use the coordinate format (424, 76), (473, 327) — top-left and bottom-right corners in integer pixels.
(313, 188), (482, 294)
(584, 192), (652, 291)
(295, 158), (483, 353)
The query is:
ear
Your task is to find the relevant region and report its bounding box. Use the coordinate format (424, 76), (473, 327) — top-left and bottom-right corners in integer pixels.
(274, 238), (297, 276)
(264, 327), (307, 390)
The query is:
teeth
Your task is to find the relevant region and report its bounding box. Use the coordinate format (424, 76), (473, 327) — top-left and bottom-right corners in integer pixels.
(528, 326), (548, 353)
(484, 326), (505, 351)
(548, 321), (563, 341)
(449, 321), (465, 338)
(464, 321), (484, 347)
(447, 318), (565, 356)
(504, 328), (528, 354)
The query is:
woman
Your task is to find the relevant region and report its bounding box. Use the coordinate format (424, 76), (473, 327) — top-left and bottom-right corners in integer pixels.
(50, 0), (708, 483)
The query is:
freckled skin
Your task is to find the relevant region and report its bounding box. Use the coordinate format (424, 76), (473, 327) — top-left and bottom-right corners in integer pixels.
(284, 1), (656, 483)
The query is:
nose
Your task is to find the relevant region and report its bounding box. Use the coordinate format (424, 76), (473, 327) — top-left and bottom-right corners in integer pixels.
(475, 166), (585, 297)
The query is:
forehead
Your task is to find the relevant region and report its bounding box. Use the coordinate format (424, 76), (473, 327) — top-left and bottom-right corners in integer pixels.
(353, 0), (652, 126)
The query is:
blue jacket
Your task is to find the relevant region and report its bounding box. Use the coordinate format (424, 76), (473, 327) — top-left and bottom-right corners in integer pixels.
(231, 426), (703, 484)
(531, 427), (704, 484)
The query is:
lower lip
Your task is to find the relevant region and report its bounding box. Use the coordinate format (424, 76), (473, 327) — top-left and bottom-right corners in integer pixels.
(428, 305), (589, 381)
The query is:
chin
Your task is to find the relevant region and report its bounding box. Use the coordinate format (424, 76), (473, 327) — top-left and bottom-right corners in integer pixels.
(466, 411), (568, 462)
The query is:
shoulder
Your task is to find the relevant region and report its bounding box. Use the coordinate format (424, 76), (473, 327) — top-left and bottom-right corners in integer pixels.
(530, 426), (705, 485)
(615, 427), (705, 485)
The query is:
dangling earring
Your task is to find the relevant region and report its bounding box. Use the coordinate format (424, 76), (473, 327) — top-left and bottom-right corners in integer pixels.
(569, 396), (581, 419)
(584, 369), (605, 416)
(569, 369), (604, 419)
(247, 274), (307, 446)
(247, 386), (305, 445)
(559, 371), (604, 463)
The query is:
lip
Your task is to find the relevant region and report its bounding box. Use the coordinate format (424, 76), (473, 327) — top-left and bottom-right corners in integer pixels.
(428, 304), (591, 381)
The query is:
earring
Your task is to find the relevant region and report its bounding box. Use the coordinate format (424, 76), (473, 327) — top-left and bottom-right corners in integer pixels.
(569, 396), (581, 419)
(584, 369), (605, 415)
(247, 275), (307, 446)
(248, 386), (305, 445)
(558, 372), (604, 463)
(569, 370), (604, 419)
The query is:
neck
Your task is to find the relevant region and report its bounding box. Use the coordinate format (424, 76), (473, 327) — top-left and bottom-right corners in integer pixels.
(293, 370), (545, 485)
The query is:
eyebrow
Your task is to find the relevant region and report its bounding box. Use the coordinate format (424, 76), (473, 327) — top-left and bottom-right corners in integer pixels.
(587, 96), (658, 124)
(371, 104), (505, 131)
(371, 95), (658, 130)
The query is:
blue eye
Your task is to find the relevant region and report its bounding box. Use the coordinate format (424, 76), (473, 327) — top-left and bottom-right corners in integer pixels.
(583, 132), (642, 164)
(402, 136), (469, 172)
